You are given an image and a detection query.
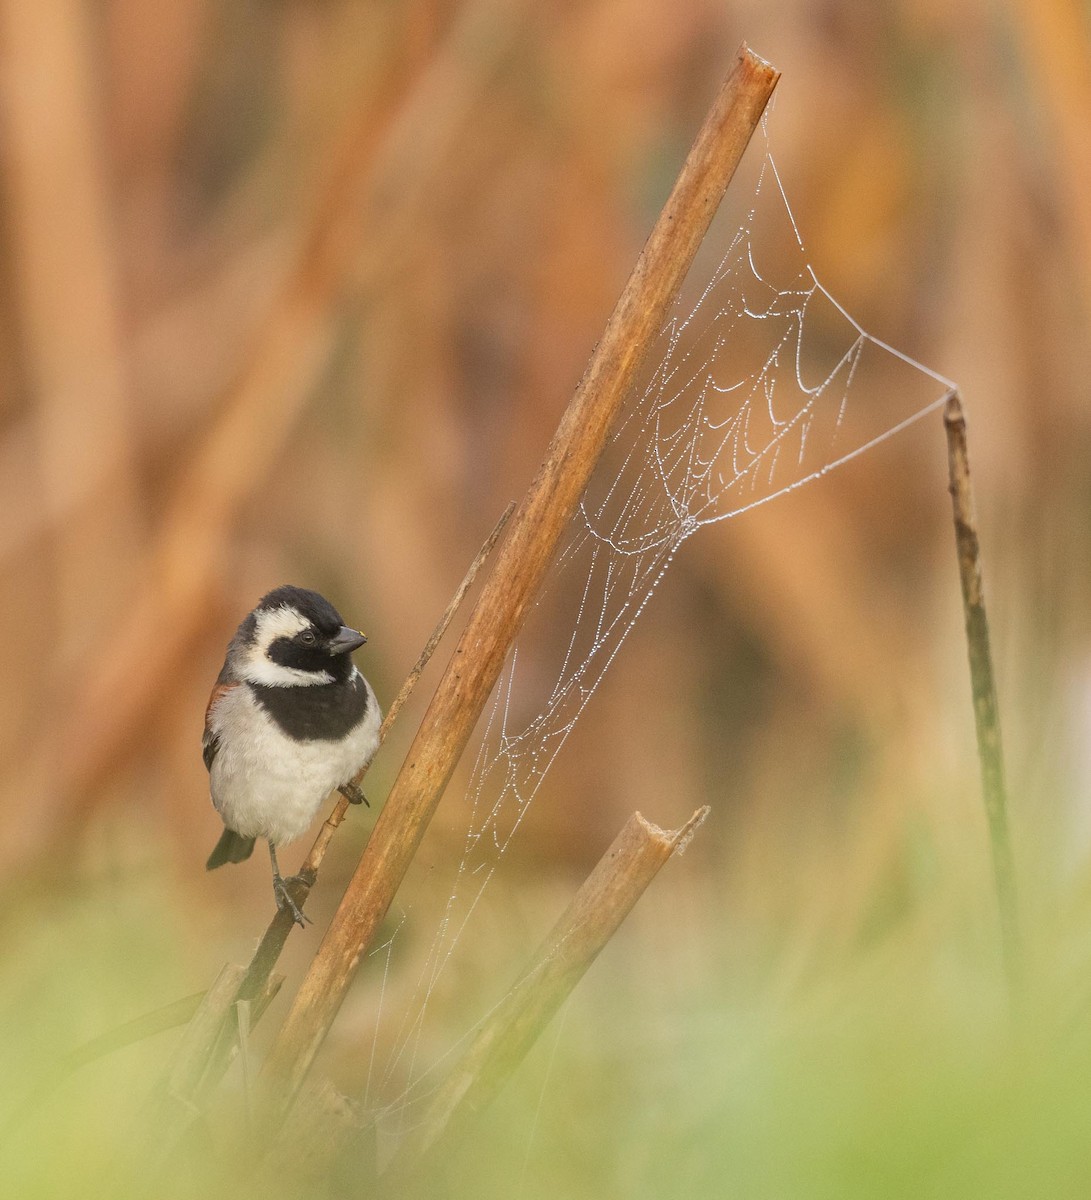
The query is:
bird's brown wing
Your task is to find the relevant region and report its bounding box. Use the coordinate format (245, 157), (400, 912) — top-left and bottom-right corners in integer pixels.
(202, 680), (239, 772)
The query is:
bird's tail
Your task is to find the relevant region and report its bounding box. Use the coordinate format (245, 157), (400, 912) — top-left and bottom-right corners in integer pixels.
(206, 828), (257, 870)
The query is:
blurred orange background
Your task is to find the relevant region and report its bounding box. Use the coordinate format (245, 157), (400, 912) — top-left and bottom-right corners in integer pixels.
(1, 0), (1089, 1022)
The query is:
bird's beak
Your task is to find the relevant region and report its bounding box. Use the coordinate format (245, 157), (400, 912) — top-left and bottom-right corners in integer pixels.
(327, 626), (368, 655)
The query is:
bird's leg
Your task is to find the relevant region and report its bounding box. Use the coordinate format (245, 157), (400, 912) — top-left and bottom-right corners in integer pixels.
(268, 842), (310, 927)
(339, 780), (369, 807)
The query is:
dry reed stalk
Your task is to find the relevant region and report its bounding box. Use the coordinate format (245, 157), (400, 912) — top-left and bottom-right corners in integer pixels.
(381, 808), (709, 1182)
(0, 0), (141, 656)
(944, 391), (1020, 987)
(261, 44), (779, 1121)
(165, 965), (249, 1104)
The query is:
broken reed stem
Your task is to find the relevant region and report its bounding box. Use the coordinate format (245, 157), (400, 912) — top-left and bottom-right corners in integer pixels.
(944, 391), (1020, 989)
(237, 501), (514, 1005)
(381, 807), (709, 1182)
(262, 43), (779, 1121)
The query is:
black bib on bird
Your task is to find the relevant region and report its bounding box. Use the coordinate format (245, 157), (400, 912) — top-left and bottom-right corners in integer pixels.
(248, 674), (370, 741)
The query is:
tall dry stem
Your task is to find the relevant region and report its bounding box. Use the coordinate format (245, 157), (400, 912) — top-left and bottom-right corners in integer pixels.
(944, 391), (1020, 992)
(262, 43), (780, 1122)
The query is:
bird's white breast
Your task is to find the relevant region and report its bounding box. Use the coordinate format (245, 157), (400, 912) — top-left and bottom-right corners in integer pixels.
(208, 674), (381, 847)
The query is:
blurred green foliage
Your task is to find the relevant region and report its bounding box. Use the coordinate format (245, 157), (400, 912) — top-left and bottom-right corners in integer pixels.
(4, 826), (1091, 1199)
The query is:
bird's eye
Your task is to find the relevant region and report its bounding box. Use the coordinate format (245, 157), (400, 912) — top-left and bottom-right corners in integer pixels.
(300, 630), (317, 646)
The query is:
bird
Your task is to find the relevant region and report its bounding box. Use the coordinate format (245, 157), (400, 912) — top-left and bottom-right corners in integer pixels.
(202, 585), (381, 926)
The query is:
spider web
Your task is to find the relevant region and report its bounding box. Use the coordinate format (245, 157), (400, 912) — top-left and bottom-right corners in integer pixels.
(364, 112), (955, 1142)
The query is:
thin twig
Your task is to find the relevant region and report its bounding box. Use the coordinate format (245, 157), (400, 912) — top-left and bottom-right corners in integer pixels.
(237, 501), (514, 1006)
(381, 808), (709, 1182)
(262, 44), (779, 1123)
(944, 391), (1020, 989)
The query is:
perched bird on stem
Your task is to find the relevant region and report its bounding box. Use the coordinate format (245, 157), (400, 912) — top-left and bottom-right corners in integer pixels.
(202, 586), (381, 926)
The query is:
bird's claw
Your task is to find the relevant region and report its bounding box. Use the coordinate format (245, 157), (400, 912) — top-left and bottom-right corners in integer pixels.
(273, 873), (311, 927)
(339, 781), (369, 807)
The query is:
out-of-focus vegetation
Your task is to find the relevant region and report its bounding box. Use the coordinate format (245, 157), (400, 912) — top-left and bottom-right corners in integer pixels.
(2, 0), (1091, 1196)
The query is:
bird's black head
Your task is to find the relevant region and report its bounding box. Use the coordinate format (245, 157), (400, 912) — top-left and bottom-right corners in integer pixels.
(234, 586), (367, 687)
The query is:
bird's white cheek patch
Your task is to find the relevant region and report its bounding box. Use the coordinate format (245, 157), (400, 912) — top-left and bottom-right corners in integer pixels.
(239, 652), (333, 687)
